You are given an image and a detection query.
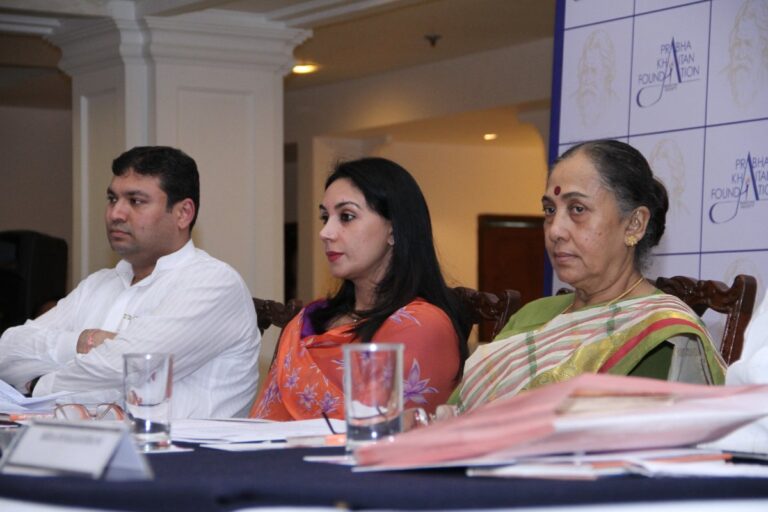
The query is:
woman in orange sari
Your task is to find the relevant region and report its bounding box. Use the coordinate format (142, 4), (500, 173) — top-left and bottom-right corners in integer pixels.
(250, 158), (469, 420)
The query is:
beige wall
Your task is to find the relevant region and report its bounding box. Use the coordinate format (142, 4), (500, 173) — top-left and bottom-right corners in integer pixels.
(0, 105), (73, 285)
(375, 137), (547, 292)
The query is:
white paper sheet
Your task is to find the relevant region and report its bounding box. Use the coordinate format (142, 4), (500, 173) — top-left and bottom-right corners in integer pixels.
(466, 448), (729, 480)
(201, 442), (287, 452)
(0, 379), (71, 413)
(631, 460), (768, 478)
(171, 418), (345, 444)
(468, 463), (620, 480)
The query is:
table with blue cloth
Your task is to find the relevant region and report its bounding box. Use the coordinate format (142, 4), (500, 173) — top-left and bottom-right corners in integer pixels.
(1, 446), (768, 511)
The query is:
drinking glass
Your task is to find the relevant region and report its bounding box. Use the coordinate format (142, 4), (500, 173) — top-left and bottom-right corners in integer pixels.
(343, 343), (403, 452)
(123, 353), (173, 451)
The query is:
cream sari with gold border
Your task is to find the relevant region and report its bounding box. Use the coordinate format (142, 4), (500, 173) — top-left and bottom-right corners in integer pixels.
(458, 293), (725, 412)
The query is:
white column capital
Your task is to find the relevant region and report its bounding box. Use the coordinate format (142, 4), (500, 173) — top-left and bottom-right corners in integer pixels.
(144, 9), (310, 75)
(46, 8), (310, 77)
(47, 18), (147, 76)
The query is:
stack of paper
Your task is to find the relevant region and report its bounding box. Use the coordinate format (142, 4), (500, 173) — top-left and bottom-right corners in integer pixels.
(0, 379), (69, 415)
(354, 374), (768, 470)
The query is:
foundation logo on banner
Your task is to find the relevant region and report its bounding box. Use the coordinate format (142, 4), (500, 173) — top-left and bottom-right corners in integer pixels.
(636, 37), (701, 108)
(709, 152), (768, 224)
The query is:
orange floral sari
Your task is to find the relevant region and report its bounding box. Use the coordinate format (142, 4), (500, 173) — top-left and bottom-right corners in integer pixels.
(249, 299), (460, 420)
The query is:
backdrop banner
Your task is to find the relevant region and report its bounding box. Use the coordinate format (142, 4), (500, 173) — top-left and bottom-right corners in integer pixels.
(549, 0), (768, 334)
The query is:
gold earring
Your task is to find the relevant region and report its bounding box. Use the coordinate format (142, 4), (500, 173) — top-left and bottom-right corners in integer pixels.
(625, 234), (638, 247)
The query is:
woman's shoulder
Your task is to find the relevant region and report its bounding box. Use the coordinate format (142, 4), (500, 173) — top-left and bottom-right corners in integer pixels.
(523, 294), (573, 309)
(619, 291), (711, 343)
(633, 291), (700, 317)
(494, 294), (572, 339)
(513, 294), (573, 321)
(384, 298), (454, 330)
(395, 298), (450, 318)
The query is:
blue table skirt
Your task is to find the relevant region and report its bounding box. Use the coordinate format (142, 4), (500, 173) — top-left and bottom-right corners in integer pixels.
(1, 447), (768, 511)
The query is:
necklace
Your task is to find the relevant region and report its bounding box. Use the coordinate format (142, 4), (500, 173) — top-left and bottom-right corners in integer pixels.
(563, 275), (646, 314)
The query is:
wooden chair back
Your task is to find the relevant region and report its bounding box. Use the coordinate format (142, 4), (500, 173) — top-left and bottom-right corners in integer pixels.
(452, 286), (522, 341)
(654, 274), (757, 365)
(253, 287), (521, 344)
(252, 297), (303, 335)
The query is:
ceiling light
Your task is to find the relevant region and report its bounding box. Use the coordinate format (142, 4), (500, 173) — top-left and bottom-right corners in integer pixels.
(292, 63), (319, 75)
(483, 133), (498, 141)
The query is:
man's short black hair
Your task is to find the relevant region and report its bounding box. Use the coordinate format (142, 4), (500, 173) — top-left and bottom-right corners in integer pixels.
(111, 146), (200, 229)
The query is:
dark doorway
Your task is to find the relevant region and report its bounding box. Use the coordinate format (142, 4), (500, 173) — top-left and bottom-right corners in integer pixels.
(284, 222), (298, 302)
(478, 215), (545, 340)
(284, 143), (298, 302)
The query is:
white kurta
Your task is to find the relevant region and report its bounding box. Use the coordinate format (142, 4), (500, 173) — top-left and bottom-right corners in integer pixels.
(714, 293), (768, 453)
(0, 241), (260, 419)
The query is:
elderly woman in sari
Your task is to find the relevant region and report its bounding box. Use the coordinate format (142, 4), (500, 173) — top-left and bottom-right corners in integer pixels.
(250, 157), (469, 420)
(456, 139), (725, 413)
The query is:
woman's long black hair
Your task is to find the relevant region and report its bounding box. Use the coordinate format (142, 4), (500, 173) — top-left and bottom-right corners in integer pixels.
(308, 157), (471, 378)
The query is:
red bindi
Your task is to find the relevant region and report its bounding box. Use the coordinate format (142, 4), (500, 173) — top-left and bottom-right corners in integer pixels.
(554, 185), (561, 196)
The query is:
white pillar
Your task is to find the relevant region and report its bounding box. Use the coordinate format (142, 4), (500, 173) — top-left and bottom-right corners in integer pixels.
(49, 17), (151, 280)
(48, 10), (310, 305)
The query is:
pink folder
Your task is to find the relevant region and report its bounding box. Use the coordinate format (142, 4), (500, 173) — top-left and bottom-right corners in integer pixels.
(355, 374), (768, 469)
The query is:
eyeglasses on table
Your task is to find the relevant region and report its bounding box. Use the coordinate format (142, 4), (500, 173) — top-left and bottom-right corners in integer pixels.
(53, 403), (126, 421)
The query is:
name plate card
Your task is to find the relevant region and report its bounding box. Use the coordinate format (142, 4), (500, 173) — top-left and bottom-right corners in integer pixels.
(0, 420), (152, 480)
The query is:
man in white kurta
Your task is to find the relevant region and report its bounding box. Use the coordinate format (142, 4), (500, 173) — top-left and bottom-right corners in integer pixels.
(714, 292), (768, 453)
(0, 146), (260, 418)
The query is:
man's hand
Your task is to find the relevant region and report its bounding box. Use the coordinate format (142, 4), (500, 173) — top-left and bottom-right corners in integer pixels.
(77, 329), (118, 354)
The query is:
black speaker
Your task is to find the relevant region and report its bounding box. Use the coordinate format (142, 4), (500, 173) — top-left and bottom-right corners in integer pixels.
(0, 230), (67, 334)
